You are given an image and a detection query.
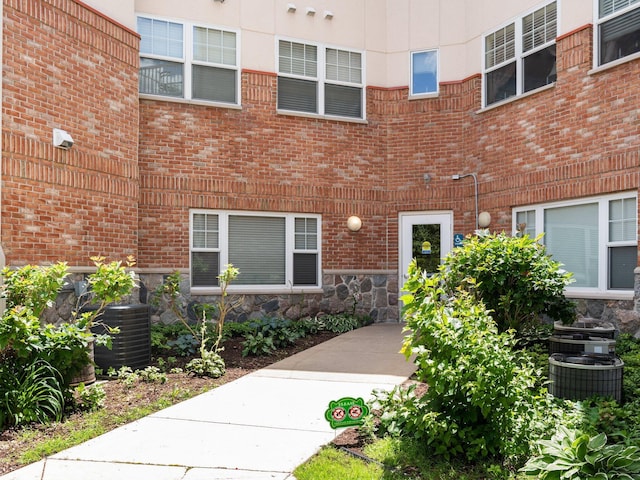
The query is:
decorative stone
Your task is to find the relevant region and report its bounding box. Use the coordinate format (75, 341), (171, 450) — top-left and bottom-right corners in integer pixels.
(336, 283), (350, 300)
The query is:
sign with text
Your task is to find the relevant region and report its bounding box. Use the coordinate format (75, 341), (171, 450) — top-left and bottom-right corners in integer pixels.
(325, 397), (370, 429)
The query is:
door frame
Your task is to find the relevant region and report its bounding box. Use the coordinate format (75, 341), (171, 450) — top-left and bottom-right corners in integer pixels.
(398, 211), (453, 294)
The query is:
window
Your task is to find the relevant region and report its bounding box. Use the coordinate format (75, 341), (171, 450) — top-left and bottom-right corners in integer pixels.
(514, 193), (638, 292)
(411, 50), (439, 96)
(277, 39), (364, 119)
(190, 211), (321, 289)
(483, 2), (557, 106)
(137, 16), (239, 104)
(597, 0), (640, 66)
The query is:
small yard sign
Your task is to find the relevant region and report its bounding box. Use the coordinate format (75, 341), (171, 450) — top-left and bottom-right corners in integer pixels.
(325, 397), (369, 429)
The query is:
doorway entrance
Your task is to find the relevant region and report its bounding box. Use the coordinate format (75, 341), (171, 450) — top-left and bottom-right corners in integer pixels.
(399, 212), (453, 293)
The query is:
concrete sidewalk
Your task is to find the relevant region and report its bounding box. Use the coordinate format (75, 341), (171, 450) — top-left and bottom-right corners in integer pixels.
(2, 323), (416, 480)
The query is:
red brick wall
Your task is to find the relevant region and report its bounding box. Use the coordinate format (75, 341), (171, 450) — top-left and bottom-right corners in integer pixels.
(384, 26), (639, 241)
(138, 25), (640, 272)
(138, 71), (390, 270)
(1, 0), (140, 265)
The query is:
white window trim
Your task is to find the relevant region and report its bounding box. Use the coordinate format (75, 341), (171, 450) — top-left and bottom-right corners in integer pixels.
(136, 13), (241, 107)
(592, 0), (640, 68)
(409, 49), (439, 98)
(513, 191), (638, 298)
(275, 36), (367, 121)
(189, 209), (322, 294)
(481, 1), (558, 108)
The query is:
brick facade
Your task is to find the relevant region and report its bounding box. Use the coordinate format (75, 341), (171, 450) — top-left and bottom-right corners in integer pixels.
(1, 0), (140, 264)
(2, 1), (639, 329)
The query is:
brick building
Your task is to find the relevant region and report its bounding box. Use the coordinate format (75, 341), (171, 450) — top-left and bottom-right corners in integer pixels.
(1, 0), (639, 333)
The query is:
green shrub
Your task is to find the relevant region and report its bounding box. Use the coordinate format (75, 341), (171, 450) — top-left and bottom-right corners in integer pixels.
(0, 258), (136, 389)
(0, 358), (65, 429)
(520, 426), (640, 479)
(242, 332), (276, 357)
(1, 263), (68, 318)
(167, 333), (199, 357)
(221, 321), (252, 339)
(245, 317), (300, 349)
(394, 260), (542, 461)
(185, 350), (225, 378)
(441, 231), (575, 332)
(318, 313), (361, 333)
(73, 382), (106, 412)
(292, 317), (322, 336)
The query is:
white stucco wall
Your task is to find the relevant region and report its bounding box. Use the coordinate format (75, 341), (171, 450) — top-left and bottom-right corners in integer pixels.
(85, 0), (596, 88)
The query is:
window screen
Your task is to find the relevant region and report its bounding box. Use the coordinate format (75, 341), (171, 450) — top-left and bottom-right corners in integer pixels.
(229, 216), (286, 285)
(545, 203), (599, 288)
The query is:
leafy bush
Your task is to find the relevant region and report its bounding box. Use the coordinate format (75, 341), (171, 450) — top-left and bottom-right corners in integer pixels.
(73, 382), (106, 412)
(221, 321), (252, 339)
(0, 258), (136, 389)
(317, 313), (361, 333)
(394, 260), (542, 461)
(0, 358), (65, 429)
(242, 332), (276, 357)
(521, 426), (640, 479)
(245, 317), (300, 349)
(1, 263), (68, 318)
(292, 317), (323, 336)
(167, 333), (200, 357)
(441, 231), (575, 332)
(152, 265), (239, 378)
(185, 350), (225, 377)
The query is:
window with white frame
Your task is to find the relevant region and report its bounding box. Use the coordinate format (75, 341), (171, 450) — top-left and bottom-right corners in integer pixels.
(137, 16), (239, 104)
(597, 0), (640, 66)
(277, 39), (364, 119)
(484, 1), (557, 106)
(514, 193), (638, 292)
(411, 49), (439, 96)
(190, 211), (321, 288)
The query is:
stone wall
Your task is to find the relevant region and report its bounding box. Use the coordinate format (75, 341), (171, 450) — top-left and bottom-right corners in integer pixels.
(41, 269), (639, 339)
(137, 271), (399, 325)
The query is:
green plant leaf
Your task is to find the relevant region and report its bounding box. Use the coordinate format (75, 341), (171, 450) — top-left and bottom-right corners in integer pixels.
(588, 433), (607, 451)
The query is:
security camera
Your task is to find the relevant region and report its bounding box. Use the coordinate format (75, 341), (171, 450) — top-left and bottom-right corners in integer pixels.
(53, 128), (74, 149)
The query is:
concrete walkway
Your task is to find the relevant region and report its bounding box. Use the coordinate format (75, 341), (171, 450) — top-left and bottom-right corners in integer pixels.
(2, 323), (416, 480)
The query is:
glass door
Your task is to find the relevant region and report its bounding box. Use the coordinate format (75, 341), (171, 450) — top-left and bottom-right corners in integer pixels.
(399, 212), (453, 292)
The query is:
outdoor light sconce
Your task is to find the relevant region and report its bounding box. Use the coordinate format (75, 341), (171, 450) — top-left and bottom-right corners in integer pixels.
(423, 173), (432, 184)
(306, 6), (316, 15)
(287, 3), (296, 12)
(324, 10), (334, 19)
(478, 211), (491, 228)
(452, 172), (479, 230)
(347, 216), (362, 232)
(213, 0), (225, 3)
(53, 128), (74, 149)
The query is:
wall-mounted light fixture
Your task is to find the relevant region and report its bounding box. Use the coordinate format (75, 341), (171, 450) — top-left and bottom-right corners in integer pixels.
(347, 215), (362, 232)
(287, 3), (296, 12)
(213, 0), (225, 3)
(423, 173), (432, 184)
(478, 211), (491, 228)
(306, 6), (316, 15)
(53, 128), (74, 149)
(324, 10), (334, 19)
(452, 173), (479, 230)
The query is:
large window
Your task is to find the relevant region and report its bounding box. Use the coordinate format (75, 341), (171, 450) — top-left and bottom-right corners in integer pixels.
(514, 193), (638, 292)
(277, 39), (364, 119)
(137, 16), (239, 104)
(410, 49), (439, 96)
(190, 211), (321, 289)
(483, 2), (557, 106)
(597, 0), (640, 66)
